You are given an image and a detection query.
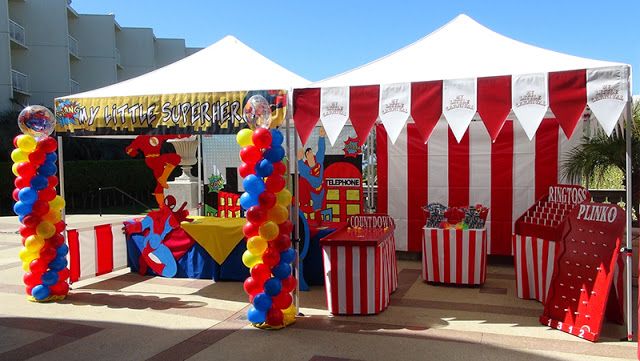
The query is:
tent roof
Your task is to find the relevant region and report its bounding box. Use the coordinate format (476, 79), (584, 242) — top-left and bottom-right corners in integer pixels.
(313, 14), (626, 88)
(59, 35), (309, 99)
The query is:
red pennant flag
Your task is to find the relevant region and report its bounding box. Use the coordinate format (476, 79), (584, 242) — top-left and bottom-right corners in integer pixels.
(349, 85), (380, 146)
(293, 88), (320, 146)
(477, 75), (511, 142)
(549, 69), (586, 139)
(411, 80), (443, 143)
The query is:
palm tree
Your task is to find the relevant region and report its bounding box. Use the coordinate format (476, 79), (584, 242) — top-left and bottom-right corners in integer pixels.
(562, 100), (639, 216)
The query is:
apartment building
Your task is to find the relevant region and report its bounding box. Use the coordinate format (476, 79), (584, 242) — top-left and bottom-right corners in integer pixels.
(0, 0), (200, 112)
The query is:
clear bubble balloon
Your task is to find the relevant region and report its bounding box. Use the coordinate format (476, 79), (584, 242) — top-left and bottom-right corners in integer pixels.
(243, 95), (271, 130)
(18, 105), (56, 138)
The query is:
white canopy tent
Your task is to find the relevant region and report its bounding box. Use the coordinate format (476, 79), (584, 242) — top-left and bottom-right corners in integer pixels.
(292, 14), (634, 338)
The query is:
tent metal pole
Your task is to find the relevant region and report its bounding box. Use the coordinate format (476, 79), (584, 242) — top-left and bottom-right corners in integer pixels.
(197, 135), (203, 216)
(292, 109), (301, 315)
(624, 95), (634, 341)
(56, 135), (66, 224)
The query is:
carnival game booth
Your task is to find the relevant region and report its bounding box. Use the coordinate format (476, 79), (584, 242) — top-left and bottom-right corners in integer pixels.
(292, 14), (634, 341)
(53, 35), (311, 328)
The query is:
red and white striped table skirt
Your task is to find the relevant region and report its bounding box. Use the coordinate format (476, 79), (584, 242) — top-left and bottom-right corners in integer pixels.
(322, 236), (395, 315)
(512, 234), (625, 305)
(422, 228), (487, 285)
(67, 222), (128, 283)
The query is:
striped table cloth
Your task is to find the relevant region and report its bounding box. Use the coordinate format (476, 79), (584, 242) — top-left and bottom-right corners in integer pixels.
(422, 228), (487, 285)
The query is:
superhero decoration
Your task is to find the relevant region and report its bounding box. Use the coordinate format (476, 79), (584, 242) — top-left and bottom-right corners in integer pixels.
(12, 105), (70, 302)
(237, 95), (296, 329)
(125, 135), (184, 206)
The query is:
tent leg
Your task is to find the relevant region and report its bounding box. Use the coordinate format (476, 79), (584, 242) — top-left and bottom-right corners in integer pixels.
(624, 98), (634, 341)
(197, 135), (203, 216)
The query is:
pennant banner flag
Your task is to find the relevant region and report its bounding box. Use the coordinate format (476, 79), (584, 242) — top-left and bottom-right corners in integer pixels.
(379, 83), (411, 144)
(320, 87), (350, 145)
(477, 75), (512, 142)
(350, 85), (380, 146)
(512, 73), (548, 140)
(549, 70), (587, 139)
(442, 78), (477, 142)
(587, 66), (629, 136)
(293, 88), (321, 145)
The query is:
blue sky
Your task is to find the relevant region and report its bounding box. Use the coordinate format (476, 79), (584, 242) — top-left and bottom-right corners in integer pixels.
(72, 0), (639, 93)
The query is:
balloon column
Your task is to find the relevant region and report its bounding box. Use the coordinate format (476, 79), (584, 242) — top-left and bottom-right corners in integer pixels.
(238, 95), (296, 329)
(11, 105), (70, 302)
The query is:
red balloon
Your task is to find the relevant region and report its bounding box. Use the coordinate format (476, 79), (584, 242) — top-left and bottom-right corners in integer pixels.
(57, 268), (70, 281)
(13, 135), (20, 147)
(258, 192), (276, 209)
(26, 285), (34, 296)
(262, 247), (280, 267)
(272, 234), (292, 252)
(23, 272), (40, 287)
(250, 263), (271, 282)
(54, 221), (66, 234)
(246, 206), (267, 225)
(242, 221), (259, 238)
(38, 187), (57, 202)
(272, 291), (293, 309)
(243, 276), (262, 296)
(265, 175), (285, 193)
(239, 146), (262, 165)
(279, 220), (293, 236)
(40, 245), (56, 262)
(19, 225), (35, 238)
(251, 128), (273, 149)
(281, 276), (296, 293)
(37, 137), (57, 153)
(272, 162), (286, 175)
(31, 200), (49, 216)
(14, 176), (30, 189)
(16, 162), (36, 178)
(266, 308), (284, 326)
(22, 215), (40, 228)
(28, 150), (46, 166)
(238, 163), (255, 178)
(29, 258), (48, 274)
(12, 188), (20, 201)
(48, 233), (65, 247)
(47, 176), (58, 188)
(49, 281), (69, 296)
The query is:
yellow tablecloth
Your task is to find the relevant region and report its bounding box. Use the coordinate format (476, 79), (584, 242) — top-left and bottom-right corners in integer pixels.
(181, 216), (247, 264)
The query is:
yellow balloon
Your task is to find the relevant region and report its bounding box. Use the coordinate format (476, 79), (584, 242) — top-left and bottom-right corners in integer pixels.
(236, 128), (254, 147)
(16, 135), (36, 153)
(49, 195), (65, 211)
(259, 221), (279, 241)
(247, 235), (268, 255)
(11, 162), (20, 177)
(42, 209), (61, 223)
(11, 149), (28, 163)
(22, 261), (30, 272)
(276, 189), (292, 207)
(25, 235), (45, 253)
(268, 205), (289, 224)
(242, 250), (261, 268)
(36, 221), (56, 239)
(19, 247), (38, 263)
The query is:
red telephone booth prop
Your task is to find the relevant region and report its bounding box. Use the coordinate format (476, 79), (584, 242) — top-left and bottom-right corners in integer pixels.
(323, 162), (363, 223)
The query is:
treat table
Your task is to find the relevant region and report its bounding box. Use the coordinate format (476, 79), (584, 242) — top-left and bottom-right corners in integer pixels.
(422, 227), (487, 285)
(320, 226), (397, 315)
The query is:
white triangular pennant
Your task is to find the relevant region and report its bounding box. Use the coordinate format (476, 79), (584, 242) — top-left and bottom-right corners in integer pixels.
(320, 87), (349, 145)
(379, 83), (411, 144)
(512, 73), (548, 140)
(587, 66), (629, 136)
(442, 78), (476, 142)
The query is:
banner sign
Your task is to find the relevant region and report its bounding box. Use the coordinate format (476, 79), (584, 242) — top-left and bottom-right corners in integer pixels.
(54, 90), (287, 135)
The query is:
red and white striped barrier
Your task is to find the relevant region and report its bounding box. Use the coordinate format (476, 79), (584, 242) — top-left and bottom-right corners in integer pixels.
(67, 222), (128, 282)
(422, 228), (487, 285)
(512, 234), (624, 305)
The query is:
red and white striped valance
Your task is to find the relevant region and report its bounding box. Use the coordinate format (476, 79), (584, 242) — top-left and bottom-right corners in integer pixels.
(293, 66), (630, 145)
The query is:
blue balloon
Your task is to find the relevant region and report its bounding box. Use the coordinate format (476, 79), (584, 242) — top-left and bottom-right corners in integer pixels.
(253, 292), (272, 312)
(255, 159), (274, 177)
(45, 152), (57, 163)
(18, 187), (38, 204)
(19, 215), (25, 223)
(56, 243), (69, 257)
(31, 285), (50, 300)
(38, 162), (57, 177)
(272, 262), (292, 280)
(280, 248), (295, 264)
(247, 306), (267, 324)
(48, 257), (67, 271)
(239, 192), (259, 210)
(13, 201), (32, 216)
(264, 146), (285, 162)
(242, 175), (265, 195)
(41, 271), (59, 286)
(270, 129), (284, 146)
(30, 175), (48, 190)
(264, 277), (282, 296)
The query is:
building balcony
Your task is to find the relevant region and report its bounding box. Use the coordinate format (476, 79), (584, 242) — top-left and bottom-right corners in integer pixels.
(11, 69), (29, 95)
(70, 78), (80, 94)
(115, 48), (123, 69)
(9, 19), (27, 48)
(68, 34), (80, 59)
